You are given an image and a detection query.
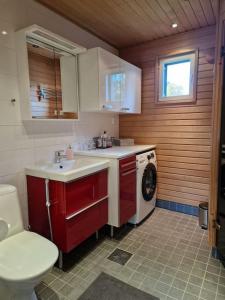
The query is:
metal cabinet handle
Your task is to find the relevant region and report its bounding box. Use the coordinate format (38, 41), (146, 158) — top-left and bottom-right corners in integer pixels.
(121, 169), (136, 176)
(121, 161), (136, 168)
(121, 107), (130, 111)
(66, 196), (108, 220)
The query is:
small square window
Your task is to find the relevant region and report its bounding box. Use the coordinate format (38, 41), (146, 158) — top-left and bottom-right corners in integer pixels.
(157, 51), (197, 104)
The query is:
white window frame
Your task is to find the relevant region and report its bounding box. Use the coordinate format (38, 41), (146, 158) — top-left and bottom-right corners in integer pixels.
(157, 50), (198, 104)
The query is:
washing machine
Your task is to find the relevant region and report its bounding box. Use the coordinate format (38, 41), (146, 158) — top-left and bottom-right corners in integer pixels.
(129, 149), (157, 225)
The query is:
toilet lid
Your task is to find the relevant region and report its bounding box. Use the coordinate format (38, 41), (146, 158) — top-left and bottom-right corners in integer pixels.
(0, 231), (58, 281)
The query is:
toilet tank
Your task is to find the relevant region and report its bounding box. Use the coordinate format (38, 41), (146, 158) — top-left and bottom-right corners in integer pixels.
(0, 185), (24, 238)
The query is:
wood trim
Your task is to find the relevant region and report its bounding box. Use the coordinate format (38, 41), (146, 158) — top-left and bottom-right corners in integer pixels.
(209, 0), (224, 246)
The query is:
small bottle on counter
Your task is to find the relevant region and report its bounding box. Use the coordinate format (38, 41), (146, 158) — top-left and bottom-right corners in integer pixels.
(97, 137), (102, 148)
(107, 135), (112, 148)
(66, 145), (74, 160)
(102, 131), (107, 148)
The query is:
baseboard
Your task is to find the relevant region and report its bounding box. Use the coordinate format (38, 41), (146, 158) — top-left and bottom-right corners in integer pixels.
(156, 199), (199, 216)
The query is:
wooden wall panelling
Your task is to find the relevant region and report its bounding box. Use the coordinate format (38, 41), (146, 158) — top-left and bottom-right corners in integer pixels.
(119, 25), (216, 208)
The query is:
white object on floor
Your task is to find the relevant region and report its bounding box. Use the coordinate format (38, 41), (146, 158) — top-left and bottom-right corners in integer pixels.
(0, 184), (58, 300)
(129, 150), (157, 224)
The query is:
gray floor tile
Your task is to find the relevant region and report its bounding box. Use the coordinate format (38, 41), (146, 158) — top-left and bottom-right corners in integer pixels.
(36, 208), (225, 300)
(185, 283), (201, 297)
(155, 281), (171, 294)
(200, 288), (217, 300)
(168, 286), (184, 299)
(171, 278), (187, 290)
(218, 283), (225, 296)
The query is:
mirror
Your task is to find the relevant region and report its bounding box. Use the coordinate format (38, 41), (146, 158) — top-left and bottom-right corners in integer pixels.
(26, 38), (78, 119)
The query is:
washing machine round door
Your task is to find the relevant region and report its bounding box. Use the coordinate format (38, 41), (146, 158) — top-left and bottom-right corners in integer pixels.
(142, 162), (157, 201)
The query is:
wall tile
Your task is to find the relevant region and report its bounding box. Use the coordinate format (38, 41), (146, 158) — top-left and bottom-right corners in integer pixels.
(0, 0), (119, 228)
(0, 46), (17, 76)
(156, 199), (199, 217)
(0, 74), (19, 101)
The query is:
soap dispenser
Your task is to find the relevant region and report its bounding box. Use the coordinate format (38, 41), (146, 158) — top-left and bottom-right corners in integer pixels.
(66, 145), (74, 160)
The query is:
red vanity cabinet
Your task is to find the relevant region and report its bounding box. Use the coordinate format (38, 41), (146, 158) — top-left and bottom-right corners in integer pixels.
(27, 169), (108, 253)
(119, 155), (136, 225)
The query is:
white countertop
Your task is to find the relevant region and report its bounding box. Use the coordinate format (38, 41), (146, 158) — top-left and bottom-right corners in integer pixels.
(75, 145), (156, 159)
(25, 157), (110, 182)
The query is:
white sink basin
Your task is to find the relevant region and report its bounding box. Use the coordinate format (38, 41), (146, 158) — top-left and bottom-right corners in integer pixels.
(25, 157), (109, 182)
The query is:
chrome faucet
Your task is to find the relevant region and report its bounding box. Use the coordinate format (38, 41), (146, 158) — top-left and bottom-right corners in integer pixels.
(54, 150), (66, 163)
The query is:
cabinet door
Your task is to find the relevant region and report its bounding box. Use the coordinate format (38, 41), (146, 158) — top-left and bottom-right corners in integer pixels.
(120, 60), (141, 114)
(99, 48), (123, 112)
(59, 55), (79, 119)
(119, 156), (137, 225)
(27, 42), (58, 119)
(26, 39), (78, 119)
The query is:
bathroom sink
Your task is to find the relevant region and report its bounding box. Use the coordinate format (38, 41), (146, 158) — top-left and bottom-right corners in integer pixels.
(25, 157), (109, 182)
(41, 159), (95, 172)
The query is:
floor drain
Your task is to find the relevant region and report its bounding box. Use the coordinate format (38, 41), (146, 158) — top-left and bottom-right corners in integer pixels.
(107, 248), (133, 265)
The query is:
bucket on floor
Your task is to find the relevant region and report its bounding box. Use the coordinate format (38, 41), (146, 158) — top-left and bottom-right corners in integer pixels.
(199, 202), (208, 230)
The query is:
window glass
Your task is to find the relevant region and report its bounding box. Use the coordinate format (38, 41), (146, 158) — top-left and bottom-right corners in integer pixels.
(164, 60), (191, 97)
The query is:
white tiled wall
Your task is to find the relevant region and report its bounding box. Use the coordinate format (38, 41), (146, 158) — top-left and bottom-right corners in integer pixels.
(0, 0), (119, 227)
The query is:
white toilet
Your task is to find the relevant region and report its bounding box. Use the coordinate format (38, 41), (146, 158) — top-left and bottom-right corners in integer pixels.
(0, 184), (58, 300)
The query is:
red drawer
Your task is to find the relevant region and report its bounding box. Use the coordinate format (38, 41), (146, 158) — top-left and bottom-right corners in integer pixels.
(119, 155), (136, 172)
(65, 169), (108, 218)
(64, 199), (108, 252)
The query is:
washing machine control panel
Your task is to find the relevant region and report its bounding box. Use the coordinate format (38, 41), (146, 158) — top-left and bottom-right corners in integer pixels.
(147, 153), (154, 160)
(136, 150), (156, 166)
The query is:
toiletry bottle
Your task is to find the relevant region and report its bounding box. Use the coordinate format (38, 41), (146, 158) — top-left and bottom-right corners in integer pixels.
(98, 136), (102, 148)
(66, 145), (74, 160)
(102, 131), (107, 148)
(107, 135), (112, 148)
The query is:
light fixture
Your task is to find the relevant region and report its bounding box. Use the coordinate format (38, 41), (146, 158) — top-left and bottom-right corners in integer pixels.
(1, 30), (8, 35)
(172, 23), (178, 28)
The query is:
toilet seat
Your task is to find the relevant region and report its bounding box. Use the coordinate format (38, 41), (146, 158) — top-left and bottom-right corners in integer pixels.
(0, 231), (58, 282)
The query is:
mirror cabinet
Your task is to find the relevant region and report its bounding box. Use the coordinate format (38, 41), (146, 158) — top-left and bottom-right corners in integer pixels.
(16, 25), (86, 120)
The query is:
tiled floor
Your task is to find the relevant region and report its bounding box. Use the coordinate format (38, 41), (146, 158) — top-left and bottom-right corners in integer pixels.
(36, 208), (225, 300)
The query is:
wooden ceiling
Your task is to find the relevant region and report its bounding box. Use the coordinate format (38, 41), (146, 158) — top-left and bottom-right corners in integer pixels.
(37, 0), (218, 48)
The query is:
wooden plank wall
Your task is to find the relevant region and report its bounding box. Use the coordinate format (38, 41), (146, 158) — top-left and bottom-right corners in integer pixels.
(119, 26), (216, 207)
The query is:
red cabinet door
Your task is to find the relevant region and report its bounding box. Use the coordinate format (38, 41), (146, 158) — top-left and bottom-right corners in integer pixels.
(119, 156), (137, 225)
(27, 169), (108, 253)
(27, 176), (51, 239)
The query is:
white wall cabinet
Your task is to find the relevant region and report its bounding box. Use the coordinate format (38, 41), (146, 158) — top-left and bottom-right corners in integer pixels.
(78, 47), (141, 114)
